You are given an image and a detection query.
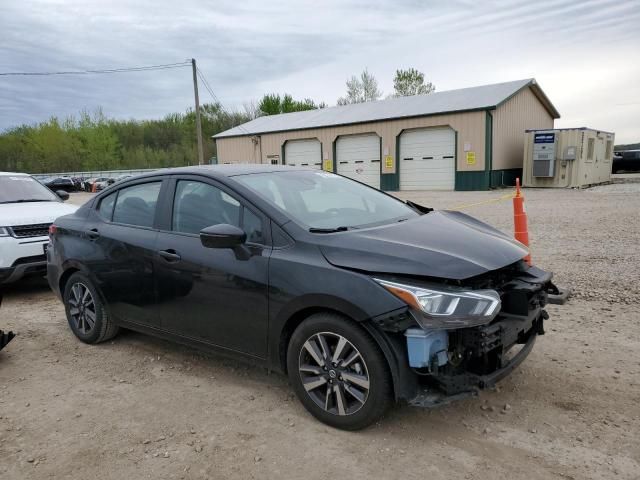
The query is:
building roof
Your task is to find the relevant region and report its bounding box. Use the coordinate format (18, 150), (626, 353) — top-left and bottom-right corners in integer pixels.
(214, 78), (560, 139)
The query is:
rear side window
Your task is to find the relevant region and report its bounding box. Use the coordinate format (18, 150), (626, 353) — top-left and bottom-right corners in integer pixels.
(98, 192), (117, 220)
(112, 182), (161, 228)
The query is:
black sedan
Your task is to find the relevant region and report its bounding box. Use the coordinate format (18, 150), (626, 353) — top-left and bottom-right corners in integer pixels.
(47, 165), (554, 430)
(44, 177), (76, 192)
(613, 150), (640, 173)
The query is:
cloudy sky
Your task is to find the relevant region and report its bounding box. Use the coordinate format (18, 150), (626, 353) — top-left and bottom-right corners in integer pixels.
(1, 0), (639, 142)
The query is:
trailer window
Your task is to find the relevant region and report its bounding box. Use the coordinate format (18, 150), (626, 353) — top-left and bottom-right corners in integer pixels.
(587, 138), (595, 162)
(605, 140), (612, 161)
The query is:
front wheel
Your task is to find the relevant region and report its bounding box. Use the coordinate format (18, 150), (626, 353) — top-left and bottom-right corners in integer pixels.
(287, 312), (392, 430)
(63, 272), (119, 344)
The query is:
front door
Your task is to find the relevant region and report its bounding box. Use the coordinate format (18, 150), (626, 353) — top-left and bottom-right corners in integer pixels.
(153, 177), (270, 358)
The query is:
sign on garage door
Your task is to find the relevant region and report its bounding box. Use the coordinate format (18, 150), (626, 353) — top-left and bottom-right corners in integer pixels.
(284, 139), (322, 169)
(399, 128), (455, 190)
(336, 134), (381, 189)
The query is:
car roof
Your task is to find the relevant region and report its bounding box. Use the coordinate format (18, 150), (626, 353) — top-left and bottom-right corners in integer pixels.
(130, 164), (314, 181)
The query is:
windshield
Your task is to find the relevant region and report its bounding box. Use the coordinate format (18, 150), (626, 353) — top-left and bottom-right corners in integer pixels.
(235, 170), (418, 230)
(0, 175), (59, 203)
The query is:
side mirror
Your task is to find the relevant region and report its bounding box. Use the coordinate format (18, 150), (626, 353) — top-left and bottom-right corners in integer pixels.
(200, 224), (246, 249)
(56, 190), (69, 201)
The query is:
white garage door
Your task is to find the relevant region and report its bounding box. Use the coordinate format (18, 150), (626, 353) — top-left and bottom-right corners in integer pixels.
(399, 128), (455, 190)
(336, 134), (381, 189)
(284, 139), (322, 169)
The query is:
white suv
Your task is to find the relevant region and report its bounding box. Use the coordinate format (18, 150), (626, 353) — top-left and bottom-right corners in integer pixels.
(0, 172), (78, 284)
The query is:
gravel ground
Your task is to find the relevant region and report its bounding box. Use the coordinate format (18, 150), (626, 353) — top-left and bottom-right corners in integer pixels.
(1, 181), (639, 480)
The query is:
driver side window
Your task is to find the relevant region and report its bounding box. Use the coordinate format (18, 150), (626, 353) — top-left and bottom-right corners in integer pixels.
(172, 180), (265, 244)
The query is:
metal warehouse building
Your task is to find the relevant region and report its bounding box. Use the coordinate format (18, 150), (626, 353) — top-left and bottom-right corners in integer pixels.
(214, 78), (560, 191)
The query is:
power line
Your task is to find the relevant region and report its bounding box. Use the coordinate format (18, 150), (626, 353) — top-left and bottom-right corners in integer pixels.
(0, 61), (191, 76)
(196, 67), (252, 135)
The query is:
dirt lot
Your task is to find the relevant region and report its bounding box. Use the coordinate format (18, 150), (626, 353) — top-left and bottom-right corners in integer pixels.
(1, 181), (639, 480)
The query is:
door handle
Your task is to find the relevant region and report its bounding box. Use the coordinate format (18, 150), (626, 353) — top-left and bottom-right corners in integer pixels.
(86, 228), (100, 240)
(158, 249), (181, 262)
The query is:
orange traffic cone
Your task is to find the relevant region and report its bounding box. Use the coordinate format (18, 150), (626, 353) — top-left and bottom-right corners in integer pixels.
(513, 178), (532, 265)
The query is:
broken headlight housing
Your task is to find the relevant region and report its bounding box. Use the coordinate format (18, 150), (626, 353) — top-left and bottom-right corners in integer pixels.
(374, 278), (501, 329)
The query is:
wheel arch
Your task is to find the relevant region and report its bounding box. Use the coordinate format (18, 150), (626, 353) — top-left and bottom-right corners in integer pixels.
(59, 262), (107, 306)
(276, 302), (416, 403)
(59, 266), (81, 296)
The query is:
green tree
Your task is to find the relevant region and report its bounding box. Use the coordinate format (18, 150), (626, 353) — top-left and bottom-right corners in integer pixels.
(75, 109), (121, 170)
(258, 94), (322, 115)
(392, 68), (435, 97)
(0, 102), (252, 173)
(337, 69), (382, 105)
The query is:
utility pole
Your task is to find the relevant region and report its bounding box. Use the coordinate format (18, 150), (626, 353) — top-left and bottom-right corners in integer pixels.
(191, 58), (204, 165)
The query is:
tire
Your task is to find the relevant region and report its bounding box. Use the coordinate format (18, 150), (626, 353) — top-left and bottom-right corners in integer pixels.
(287, 312), (392, 430)
(63, 272), (119, 344)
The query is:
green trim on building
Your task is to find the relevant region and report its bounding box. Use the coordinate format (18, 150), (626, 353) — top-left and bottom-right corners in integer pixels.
(381, 132), (401, 191)
(380, 174), (398, 191)
(455, 111), (493, 191)
(455, 171), (490, 191)
(332, 139), (337, 173)
(485, 110), (493, 189)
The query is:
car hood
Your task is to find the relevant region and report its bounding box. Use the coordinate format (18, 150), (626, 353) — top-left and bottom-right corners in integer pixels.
(0, 201), (78, 226)
(317, 210), (528, 280)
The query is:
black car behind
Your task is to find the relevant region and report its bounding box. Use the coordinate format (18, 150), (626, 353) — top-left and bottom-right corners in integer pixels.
(45, 177), (76, 192)
(47, 165), (555, 430)
(613, 150), (640, 173)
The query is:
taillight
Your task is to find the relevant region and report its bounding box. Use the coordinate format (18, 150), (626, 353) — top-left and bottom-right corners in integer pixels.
(49, 224), (57, 236)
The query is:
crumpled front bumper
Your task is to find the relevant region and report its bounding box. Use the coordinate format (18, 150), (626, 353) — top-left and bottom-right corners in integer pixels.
(408, 329), (538, 407)
(406, 265), (551, 408)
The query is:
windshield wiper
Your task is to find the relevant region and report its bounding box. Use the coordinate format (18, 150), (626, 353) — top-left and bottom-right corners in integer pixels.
(308, 226), (352, 233)
(405, 200), (434, 214)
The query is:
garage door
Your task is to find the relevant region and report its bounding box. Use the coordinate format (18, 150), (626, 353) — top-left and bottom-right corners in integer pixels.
(284, 139), (322, 169)
(336, 134), (381, 189)
(399, 128), (455, 190)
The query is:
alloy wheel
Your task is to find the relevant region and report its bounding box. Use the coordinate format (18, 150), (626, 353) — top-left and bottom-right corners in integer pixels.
(68, 282), (97, 335)
(298, 332), (370, 416)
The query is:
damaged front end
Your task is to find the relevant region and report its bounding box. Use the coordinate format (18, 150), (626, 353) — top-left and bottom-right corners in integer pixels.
(372, 261), (556, 407)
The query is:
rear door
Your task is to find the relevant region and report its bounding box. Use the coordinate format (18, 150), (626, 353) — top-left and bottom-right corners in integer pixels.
(86, 178), (165, 328)
(153, 175), (270, 358)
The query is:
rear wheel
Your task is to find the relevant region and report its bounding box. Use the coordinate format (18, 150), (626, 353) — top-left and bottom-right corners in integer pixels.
(287, 312), (392, 430)
(63, 272), (119, 344)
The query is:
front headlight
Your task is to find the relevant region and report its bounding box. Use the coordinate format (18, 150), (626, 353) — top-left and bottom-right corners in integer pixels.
(0, 227), (10, 237)
(374, 278), (501, 329)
